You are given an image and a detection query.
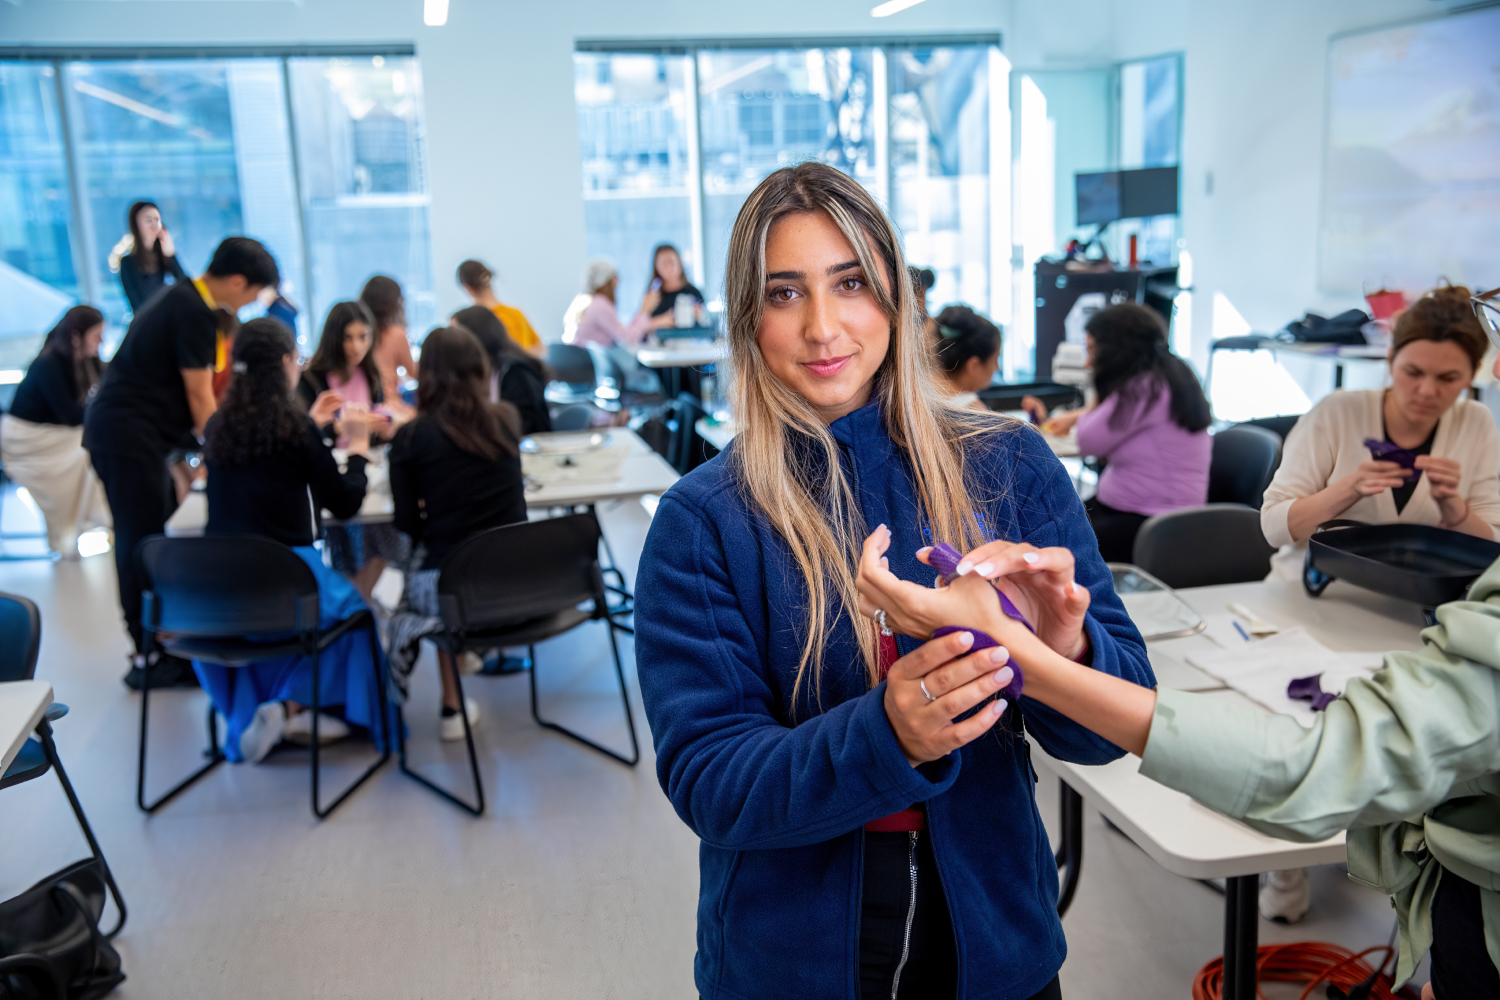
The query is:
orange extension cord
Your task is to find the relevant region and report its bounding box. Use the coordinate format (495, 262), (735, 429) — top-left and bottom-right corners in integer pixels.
(1192, 942), (1421, 1000)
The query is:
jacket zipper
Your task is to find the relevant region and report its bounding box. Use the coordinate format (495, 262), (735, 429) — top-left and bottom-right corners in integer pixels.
(890, 830), (919, 999)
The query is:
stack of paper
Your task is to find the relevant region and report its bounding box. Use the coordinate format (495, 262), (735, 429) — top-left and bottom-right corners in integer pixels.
(1185, 628), (1385, 727)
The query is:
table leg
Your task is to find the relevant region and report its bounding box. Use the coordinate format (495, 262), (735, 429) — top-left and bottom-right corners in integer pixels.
(1055, 779), (1084, 916)
(1222, 874), (1259, 1000)
(1334, 361), (1345, 390)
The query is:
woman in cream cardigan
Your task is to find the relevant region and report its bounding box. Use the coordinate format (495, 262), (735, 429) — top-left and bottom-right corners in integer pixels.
(1263, 285), (1500, 556)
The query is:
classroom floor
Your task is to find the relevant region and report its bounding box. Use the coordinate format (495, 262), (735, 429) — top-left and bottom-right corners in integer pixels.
(1, 496), (1421, 998)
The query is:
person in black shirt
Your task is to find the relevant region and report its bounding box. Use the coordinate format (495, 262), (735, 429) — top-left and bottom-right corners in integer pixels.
(196, 317), (387, 763)
(388, 325), (527, 740)
(85, 236), (279, 689)
(0, 306), (111, 558)
(451, 305), (552, 436)
(115, 201), (189, 312)
(646, 243), (706, 329)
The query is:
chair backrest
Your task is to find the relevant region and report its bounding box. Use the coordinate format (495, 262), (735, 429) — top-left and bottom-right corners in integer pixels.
(137, 536), (320, 638)
(437, 514), (603, 632)
(1208, 424), (1282, 509)
(550, 404), (594, 432)
(1240, 414), (1302, 442)
(545, 344), (595, 387)
(0, 591), (41, 683)
(585, 343), (623, 401)
(1131, 504), (1277, 589)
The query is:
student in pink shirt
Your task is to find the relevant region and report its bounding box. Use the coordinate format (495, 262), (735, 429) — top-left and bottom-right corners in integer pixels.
(565, 259), (659, 348)
(1046, 303), (1212, 562)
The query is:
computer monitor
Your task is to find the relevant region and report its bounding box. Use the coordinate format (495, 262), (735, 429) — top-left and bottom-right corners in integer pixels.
(1076, 170), (1121, 226)
(1120, 166), (1178, 219)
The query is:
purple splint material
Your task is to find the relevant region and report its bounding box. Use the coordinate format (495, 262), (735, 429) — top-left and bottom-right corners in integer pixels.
(1287, 673), (1337, 712)
(926, 542), (1028, 700)
(1365, 438), (1421, 483)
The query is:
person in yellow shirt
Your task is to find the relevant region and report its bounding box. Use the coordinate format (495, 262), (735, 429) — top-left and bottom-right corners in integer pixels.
(456, 259), (545, 358)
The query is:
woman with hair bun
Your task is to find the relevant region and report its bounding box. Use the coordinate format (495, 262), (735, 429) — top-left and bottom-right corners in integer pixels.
(634, 161), (1153, 1000)
(1, 305), (112, 558)
(197, 317), (386, 764)
(929, 304), (1001, 408)
(359, 274), (420, 403)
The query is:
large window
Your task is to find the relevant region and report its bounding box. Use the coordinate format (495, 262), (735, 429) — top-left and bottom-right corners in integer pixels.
(0, 48), (435, 354)
(575, 37), (1004, 321)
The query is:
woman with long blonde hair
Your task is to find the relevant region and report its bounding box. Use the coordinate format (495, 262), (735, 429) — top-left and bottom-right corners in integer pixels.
(635, 162), (1154, 999)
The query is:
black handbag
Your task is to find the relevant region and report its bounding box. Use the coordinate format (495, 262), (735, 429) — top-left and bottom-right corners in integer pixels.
(0, 859), (124, 1000)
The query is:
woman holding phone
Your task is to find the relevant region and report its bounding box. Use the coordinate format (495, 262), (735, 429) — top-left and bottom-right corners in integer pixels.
(635, 162), (1153, 1000)
(115, 201), (188, 312)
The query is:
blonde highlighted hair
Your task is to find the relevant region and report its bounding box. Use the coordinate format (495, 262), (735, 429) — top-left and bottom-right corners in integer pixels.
(723, 162), (1006, 708)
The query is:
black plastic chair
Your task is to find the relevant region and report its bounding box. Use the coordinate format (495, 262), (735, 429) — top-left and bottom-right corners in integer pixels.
(136, 536), (390, 819)
(1208, 424), (1283, 509)
(1240, 414), (1302, 442)
(1131, 504), (1277, 588)
(543, 344), (597, 407)
(585, 343), (663, 412)
(409, 515), (640, 814)
(0, 592), (127, 938)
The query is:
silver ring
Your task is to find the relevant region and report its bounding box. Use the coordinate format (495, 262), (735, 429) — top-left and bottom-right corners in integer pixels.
(874, 609), (893, 637)
(920, 679), (937, 702)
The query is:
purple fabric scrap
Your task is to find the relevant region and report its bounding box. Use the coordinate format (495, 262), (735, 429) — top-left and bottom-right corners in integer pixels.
(926, 542), (1028, 700)
(1287, 673), (1337, 712)
(1364, 438), (1421, 482)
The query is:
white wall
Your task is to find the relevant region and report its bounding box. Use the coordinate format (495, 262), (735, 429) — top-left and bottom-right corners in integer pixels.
(0, 0), (1008, 339)
(0, 0), (1462, 364)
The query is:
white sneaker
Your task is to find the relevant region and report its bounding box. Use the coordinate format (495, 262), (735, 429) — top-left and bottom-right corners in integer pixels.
(240, 701), (288, 764)
(439, 697), (480, 742)
(459, 651), (484, 676)
(284, 710), (351, 746)
(1259, 868), (1311, 923)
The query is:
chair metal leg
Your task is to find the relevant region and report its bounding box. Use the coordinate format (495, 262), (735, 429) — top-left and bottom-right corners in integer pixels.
(396, 638), (484, 816)
(586, 504), (634, 632)
(1055, 779), (1084, 916)
(1222, 874), (1260, 1000)
(527, 622), (641, 767)
(136, 649), (224, 813)
(310, 625), (392, 820)
(37, 721), (127, 938)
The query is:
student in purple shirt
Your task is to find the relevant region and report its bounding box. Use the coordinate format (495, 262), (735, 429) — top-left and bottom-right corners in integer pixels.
(1046, 303), (1212, 562)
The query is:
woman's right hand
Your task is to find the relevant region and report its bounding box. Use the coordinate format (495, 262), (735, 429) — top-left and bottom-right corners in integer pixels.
(641, 288), (662, 315)
(158, 226), (175, 258)
(883, 631), (1014, 767)
(309, 390), (343, 428)
(1342, 460), (1411, 497)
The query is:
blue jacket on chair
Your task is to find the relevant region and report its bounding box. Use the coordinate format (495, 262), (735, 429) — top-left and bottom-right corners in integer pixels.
(635, 401), (1154, 1000)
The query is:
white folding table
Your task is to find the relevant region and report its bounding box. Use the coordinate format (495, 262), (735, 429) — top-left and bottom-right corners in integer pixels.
(1, 678), (52, 777)
(1039, 573), (1427, 999)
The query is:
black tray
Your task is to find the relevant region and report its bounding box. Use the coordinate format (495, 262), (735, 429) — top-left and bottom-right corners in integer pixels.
(1305, 522), (1500, 607)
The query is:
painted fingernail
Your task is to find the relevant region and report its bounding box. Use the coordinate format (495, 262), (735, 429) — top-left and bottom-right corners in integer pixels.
(1023, 552), (1040, 565)
(988, 646), (1008, 664)
(880, 558), (889, 569)
(991, 699), (1008, 717)
(994, 666), (1014, 687)
(1071, 582), (1084, 597)
(975, 562), (995, 576)
(916, 546), (932, 557)
(955, 561), (974, 576)
(955, 630), (974, 647)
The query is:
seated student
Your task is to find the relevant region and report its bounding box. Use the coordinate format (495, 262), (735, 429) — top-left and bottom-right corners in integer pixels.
(565, 259), (657, 348)
(452, 305), (552, 436)
(360, 275), (420, 404)
(643, 243), (706, 330)
(1264, 285), (1500, 559)
(197, 318), (386, 764)
(930, 304), (1001, 408)
(1, 306), (112, 559)
(1046, 303), (1211, 563)
(456, 259), (545, 358)
(387, 325), (528, 740)
(855, 531), (1500, 1000)
(298, 300), (409, 601)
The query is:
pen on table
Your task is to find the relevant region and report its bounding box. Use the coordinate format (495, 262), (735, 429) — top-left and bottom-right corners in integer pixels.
(1232, 621), (1251, 643)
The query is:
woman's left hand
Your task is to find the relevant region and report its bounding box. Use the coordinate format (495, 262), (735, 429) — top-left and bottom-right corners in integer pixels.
(1417, 455), (1471, 527)
(934, 539), (1091, 661)
(309, 390), (343, 428)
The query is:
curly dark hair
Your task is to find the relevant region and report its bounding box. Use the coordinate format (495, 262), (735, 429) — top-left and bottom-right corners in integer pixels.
(416, 325), (519, 461)
(1087, 303), (1210, 433)
(308, 300), (383, 388)
(205, 318), (306, 466)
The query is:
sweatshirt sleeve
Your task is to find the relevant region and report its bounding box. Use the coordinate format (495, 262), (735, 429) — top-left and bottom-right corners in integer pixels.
(1261, 398), (1339, 548)
(1460, 404), (1500, 540)
(634, 494), (962, 852)
(1008, 438), (1158, 764)
(302, 422), (367, 521)
(1074, 393), (1130, 458)
(1141, 563), (1500, 842)
(387, 424), (425, 543)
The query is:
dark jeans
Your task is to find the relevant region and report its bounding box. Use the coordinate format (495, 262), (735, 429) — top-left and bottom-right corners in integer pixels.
(1430, 867), (1500, 1000)
(1083, 497), (1149, 564)
(90, 449), (177, 655)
